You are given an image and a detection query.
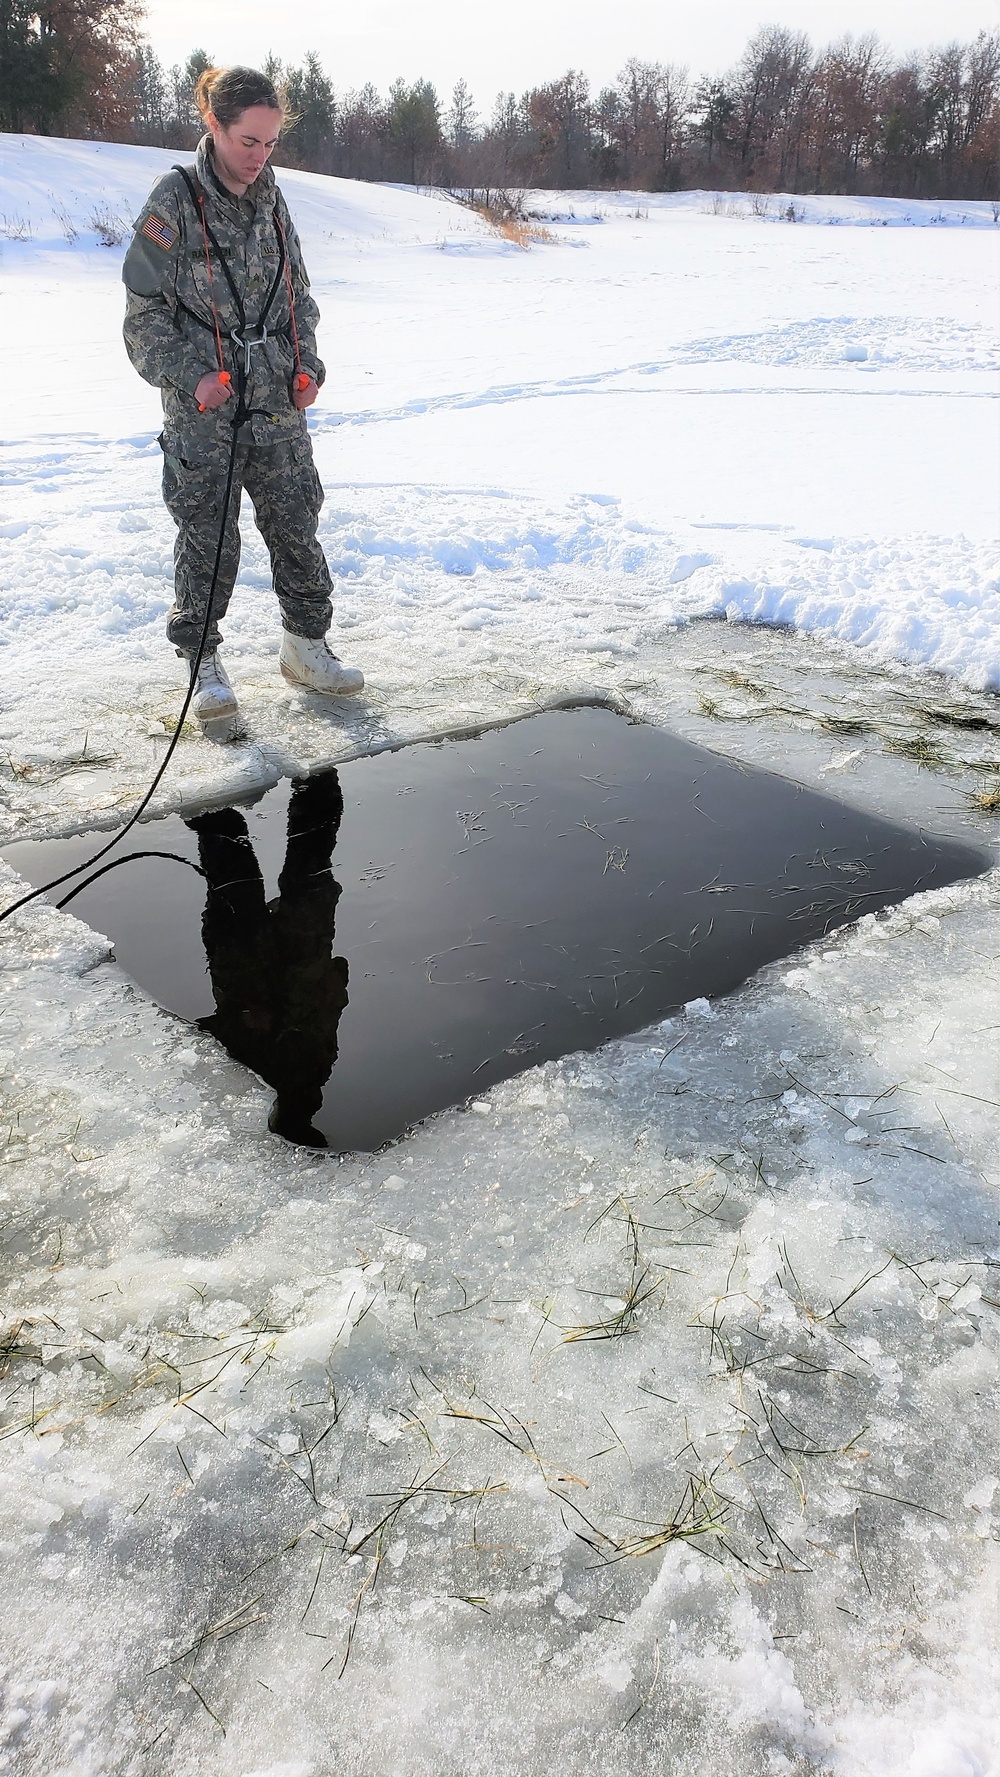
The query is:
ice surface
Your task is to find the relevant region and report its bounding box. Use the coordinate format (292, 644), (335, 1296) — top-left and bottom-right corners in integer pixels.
(0, 860), (997, 1775)
(0, 137), (998, 1776)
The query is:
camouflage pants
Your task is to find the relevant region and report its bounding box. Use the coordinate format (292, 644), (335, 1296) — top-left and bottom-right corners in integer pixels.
(162, 431), (334, 653)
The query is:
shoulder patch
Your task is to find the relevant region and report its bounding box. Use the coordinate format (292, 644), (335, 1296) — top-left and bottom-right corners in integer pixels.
(140, 211), (179, 252)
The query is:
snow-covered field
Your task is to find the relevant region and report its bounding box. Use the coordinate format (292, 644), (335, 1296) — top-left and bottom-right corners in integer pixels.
(0, 138), (998, 1776)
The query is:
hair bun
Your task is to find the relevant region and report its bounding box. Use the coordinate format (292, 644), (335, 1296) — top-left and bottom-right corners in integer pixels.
(194, 67), (224, 120)
(193, 65), (284, 128)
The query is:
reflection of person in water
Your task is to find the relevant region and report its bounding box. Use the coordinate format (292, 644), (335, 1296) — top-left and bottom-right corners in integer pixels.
(185, 771), (348, 1147)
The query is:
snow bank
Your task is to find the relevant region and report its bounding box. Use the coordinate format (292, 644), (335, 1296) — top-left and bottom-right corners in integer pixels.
(526, 185), (1000, 229)
(0, 135), (485, 249)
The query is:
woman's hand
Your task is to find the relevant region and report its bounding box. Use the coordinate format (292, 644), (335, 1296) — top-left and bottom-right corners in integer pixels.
(195, 370), (232, 411)
(292, 374), (318, 411)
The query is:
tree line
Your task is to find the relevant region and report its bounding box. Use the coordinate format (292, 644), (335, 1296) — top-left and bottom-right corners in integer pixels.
(1, 4), (997, 199)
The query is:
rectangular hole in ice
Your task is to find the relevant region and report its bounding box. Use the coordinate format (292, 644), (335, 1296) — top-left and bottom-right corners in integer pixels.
(3, 706), (987, 1151)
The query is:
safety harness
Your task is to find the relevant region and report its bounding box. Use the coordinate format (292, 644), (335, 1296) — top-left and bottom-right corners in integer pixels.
(172, 163), (305, 425)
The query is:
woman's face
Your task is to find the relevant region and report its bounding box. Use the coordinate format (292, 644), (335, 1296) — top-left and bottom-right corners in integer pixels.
(208, 104), (283, 190)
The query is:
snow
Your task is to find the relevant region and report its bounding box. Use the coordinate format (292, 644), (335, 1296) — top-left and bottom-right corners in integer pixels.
(0, 135), (998, 1776)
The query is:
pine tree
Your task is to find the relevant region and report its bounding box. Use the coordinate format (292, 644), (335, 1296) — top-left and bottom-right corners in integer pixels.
(692, 79), (734, 170)
(283, 52), (336, 172)
(134, 43), (165, 145)
(388, 77), (441, 183)
(447, 77), (477, 150)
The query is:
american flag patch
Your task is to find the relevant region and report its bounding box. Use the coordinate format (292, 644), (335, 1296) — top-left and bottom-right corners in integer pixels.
(140, 211), (178, 251)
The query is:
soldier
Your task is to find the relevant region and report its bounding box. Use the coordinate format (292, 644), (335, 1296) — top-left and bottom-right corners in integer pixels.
(122, 65), (363, 742)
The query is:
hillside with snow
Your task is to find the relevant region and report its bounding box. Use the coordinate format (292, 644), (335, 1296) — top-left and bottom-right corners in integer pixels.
(0, 136), (997, 1777)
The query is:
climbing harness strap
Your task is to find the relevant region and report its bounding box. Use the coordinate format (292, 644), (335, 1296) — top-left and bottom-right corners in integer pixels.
(186, 170), (225, 371)
(172, 164), (296, 411)
(274, 211), (304, 379)
(175, 294), (293, 379)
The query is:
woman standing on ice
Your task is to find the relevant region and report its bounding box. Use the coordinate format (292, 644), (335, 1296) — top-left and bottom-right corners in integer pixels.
(122, 65), (363, 741)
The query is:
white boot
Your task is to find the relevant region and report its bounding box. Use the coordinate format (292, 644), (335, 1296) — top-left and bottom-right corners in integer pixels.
(188, 651), (244, 742)
(279, 632), (364, 696)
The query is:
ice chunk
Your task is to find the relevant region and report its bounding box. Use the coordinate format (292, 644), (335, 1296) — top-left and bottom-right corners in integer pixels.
(683, 996), (716, 1019)
(274, 1269), (371, 1364)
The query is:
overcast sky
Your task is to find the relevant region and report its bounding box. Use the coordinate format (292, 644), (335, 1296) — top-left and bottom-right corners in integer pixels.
(142, 1), (999, 109)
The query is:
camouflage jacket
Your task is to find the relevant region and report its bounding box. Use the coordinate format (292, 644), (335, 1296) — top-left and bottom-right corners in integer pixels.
(122, 137), (325, 454)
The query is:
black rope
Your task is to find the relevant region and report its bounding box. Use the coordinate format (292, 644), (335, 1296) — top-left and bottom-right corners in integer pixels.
(55, 852), (206, 910)
(0, 423), (243, 927)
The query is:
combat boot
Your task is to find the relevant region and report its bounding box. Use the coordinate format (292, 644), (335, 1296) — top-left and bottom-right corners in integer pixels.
(279, 632), (364, 696)
(189, 651), (245, 743)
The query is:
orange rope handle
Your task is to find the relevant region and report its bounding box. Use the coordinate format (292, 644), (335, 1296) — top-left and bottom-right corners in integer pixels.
(196, 193), (226, 373)
(274, 212), (304, 379)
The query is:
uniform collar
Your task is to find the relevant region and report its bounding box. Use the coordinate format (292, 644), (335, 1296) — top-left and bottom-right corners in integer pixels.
(195, 135), (275, 212)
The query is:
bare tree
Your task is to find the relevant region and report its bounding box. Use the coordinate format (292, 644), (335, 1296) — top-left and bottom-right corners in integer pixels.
(813, 34), (888, 192)
(924, 31), (1000, 195)
(606, 58), (663, 183)
(730, 25), (814, 185)
(656, 62), (691, 188)
(526, 70), (591, 185)
(962, 30), (1000, 194)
